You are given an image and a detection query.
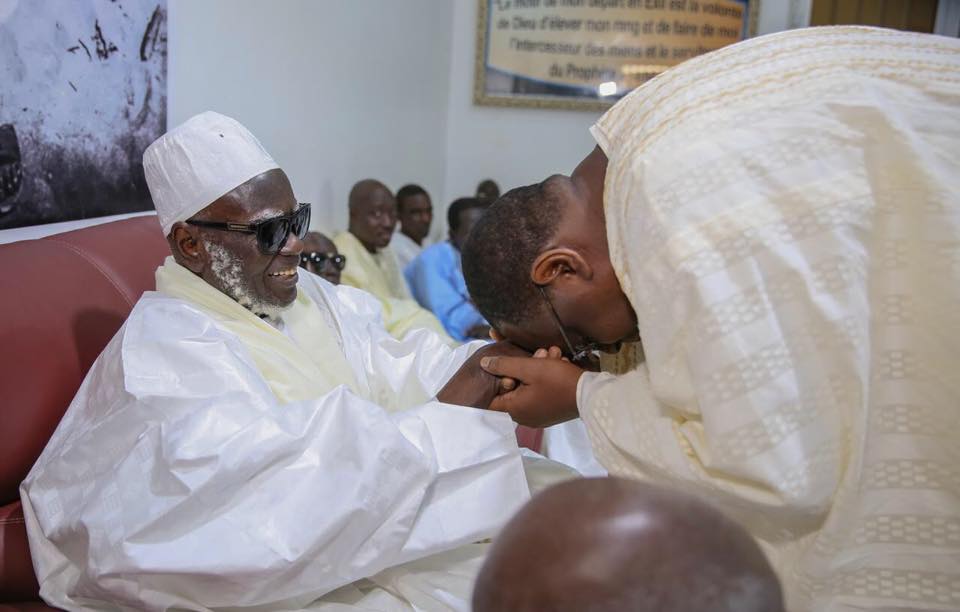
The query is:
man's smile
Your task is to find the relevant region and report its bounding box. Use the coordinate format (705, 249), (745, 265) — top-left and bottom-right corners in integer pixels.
(268, 267), (298, 277)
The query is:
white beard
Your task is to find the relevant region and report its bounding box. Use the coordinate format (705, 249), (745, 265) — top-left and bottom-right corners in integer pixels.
(205, 241), (291, 321)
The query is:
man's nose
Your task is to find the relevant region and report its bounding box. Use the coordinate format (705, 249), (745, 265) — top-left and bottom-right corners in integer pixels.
(280, 230), (304, 256)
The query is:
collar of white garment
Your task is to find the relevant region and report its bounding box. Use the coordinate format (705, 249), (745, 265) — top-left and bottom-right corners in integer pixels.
(154, 256), (360, 400)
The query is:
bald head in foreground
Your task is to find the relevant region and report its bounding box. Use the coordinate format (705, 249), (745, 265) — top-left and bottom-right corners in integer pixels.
(474, 478), (784, 612)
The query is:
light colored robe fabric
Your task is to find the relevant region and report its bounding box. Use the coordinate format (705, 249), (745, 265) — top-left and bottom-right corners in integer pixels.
(541, 420), (607, 478)
(582, 27), (960, 611)
(391, 230), (426, 273)
(20, 263), (541, 611)
(155, 257), (361, 400)
(335, 231), (453, 344)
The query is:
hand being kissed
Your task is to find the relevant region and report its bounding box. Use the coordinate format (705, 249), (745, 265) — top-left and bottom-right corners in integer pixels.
(479, 345), (585, 428)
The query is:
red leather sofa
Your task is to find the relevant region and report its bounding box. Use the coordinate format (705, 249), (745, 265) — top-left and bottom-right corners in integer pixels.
(0, 216), (171, 610)
(0, 215), (541, 610)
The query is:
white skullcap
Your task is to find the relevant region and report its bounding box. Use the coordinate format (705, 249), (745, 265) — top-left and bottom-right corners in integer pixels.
(143, 111), (280, 235)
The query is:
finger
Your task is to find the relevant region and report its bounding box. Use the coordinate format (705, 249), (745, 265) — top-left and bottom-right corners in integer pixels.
(548, 346), (563, 359)
(489, 328), (504, 342)
(499, 377), (517, 392)
(488, 390), (520, 413)
(480, 355), (547, 381)
(488, 386), (537, 421)
(532, 348), (548, 359)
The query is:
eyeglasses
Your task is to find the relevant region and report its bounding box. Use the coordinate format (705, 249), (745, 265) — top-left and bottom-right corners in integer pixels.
(300, 251), (347, 270)
(537, 285), (601, 363)
(186, 203), (311, 254)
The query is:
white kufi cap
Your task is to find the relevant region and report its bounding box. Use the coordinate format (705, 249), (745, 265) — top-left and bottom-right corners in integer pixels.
(143, 111), (280, 235)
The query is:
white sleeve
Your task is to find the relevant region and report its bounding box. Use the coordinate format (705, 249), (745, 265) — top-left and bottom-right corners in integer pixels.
(578, 364), (843, 539)
(331, 282), (485, 411)
(21, 299), (527, 610)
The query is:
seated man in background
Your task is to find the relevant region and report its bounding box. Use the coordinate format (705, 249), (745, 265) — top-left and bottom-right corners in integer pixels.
(464, 28), (960, 611)
(475, 178), (500, 204)
(391, 183), (433, 270)
(473, 478), (784, 612)
(334, 179), (453, 343)
(405, 196), (490, 342)
(299, 230), (345, 285)
(20, 111), (560, 611)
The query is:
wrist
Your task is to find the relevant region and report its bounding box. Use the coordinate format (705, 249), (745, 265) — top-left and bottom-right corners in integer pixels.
(574, 370), (597, 414)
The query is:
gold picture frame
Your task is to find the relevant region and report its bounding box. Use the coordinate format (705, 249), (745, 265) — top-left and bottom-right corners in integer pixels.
(474, 0), (759, 111)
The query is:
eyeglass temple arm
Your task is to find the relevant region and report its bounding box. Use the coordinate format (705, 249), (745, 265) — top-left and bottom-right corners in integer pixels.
(536, 285), (579, 358)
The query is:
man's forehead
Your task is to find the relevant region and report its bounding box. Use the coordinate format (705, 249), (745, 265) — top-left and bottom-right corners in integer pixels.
(221, 171), (296, 221)
(365, 189), (395, 207)
(403, 194), (431, 209)
(247, 203), (291, 222)
(210, 197), (289, 223)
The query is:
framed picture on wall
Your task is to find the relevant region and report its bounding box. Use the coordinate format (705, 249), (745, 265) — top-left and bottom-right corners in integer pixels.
(474, 0), (758, 111)
(0, 1), (167, 230)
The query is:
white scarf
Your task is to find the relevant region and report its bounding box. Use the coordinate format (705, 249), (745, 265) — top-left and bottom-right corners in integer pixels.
(156, 256), (360, 402)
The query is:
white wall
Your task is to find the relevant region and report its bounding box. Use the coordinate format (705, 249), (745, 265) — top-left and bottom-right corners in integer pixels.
(758, 0), (811, 34)
(169, 0), (609, 241)
(167, 0), (454, 236)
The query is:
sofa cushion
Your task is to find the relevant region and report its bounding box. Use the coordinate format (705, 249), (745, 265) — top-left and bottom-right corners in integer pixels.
(0, 216), (169, 505)
(0, 603), (60, 611)
(0, 502), (37, 602)
(43, 216), (169, 307)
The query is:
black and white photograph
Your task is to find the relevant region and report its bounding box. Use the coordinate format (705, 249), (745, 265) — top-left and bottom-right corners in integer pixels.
(0, 0), (166, 229)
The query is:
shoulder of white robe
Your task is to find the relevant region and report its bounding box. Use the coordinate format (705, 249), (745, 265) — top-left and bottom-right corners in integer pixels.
(298, 272), (388, 330)
(121, 292), (270, 397)
(125, 291), (232, 346)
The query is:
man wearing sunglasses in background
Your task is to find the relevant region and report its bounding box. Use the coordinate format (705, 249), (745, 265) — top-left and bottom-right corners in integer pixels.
(20, 111), (572, 612)
(299, 230), (346, 285)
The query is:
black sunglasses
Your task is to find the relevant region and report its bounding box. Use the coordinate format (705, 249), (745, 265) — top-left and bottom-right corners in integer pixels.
(300, 251), (347, 270)
(187, 203), (311, 254)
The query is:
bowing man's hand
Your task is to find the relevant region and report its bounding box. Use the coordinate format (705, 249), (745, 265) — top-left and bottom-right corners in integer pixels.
(479, 354), (584, 428)
(436, 341), (532, 409)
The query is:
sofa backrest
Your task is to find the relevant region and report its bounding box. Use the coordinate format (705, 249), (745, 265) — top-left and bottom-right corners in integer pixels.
(0, 216), (170, 505)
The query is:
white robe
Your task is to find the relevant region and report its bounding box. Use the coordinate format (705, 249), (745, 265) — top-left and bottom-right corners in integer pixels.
(391, 231), (426, 275)
(20, 269), (564, 611)
(582, 27), (960, 611)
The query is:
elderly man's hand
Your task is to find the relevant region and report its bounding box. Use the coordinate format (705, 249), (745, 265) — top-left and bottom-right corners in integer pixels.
(436, 342), (532, 409)
(479, 355), (583, 428)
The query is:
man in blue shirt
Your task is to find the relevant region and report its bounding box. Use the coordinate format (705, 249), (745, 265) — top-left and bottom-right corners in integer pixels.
(406, 197), (490, 341)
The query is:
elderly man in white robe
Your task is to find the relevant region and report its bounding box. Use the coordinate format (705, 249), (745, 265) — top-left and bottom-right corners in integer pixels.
(463, 27), (960, 612)
(19, 111), (570, 611)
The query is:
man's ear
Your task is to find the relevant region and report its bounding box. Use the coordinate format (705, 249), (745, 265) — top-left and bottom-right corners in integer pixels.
(530, 248), (593, 287)
(168, 222), (206, 274)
